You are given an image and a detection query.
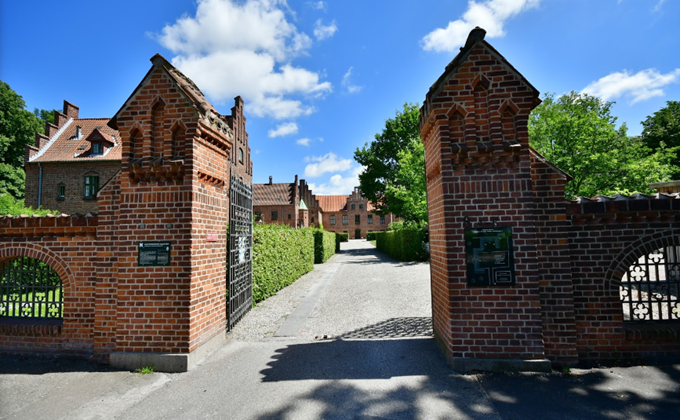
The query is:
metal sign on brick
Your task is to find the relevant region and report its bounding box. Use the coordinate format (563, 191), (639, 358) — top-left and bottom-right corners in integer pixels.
(138, 241), (171, 266)
(465, 227), (515, 286)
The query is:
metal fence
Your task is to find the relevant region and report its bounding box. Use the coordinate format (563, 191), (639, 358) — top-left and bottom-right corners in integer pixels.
(0, 257), (63, 318)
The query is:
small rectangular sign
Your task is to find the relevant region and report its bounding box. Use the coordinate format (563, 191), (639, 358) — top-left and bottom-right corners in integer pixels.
(465, 227), (515, 287)
(138, 241), (171, 266)
(206, 232), (218, 242)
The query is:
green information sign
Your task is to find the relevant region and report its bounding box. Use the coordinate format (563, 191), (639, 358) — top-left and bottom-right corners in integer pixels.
(465, 227), (515, 287)
(138, 241), (171, 266)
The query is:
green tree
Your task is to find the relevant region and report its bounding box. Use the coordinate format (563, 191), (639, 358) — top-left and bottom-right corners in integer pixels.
(0, 80), (44, 198)
(528, 91), (675, 198)
(34, 108), (56, 125)
(354, 103), (427, 224)
(640, 100), (680, 176)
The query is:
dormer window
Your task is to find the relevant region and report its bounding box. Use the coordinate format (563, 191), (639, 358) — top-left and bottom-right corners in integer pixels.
(92, 142), (103, 155)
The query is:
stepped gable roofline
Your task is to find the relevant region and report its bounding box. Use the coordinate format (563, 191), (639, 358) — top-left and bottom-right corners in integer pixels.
(30, 117), (121, 163)
(253, 181), (295, 206)
(317, 195), (349, 212)
(421, 27), (540, 126)
(108, 54), (231, 137)
(529, 147), (572, 181)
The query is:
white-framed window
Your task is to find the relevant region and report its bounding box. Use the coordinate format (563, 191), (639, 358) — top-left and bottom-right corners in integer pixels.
(342, 215), (348, 225)
(84, 175), (99, 199)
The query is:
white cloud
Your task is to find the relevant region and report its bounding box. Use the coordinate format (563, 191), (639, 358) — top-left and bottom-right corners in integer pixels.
(156, 0), (331, 120)
(421, 0), (542, 53)
(582, 68), (680, 104)
(314, 19), (337, 40)
(303, 152), (353, 177)
(341, 67), (363, 94)
(654, 0), (666, 12)
(297, 138), (311, 146)
(309, 1), (326, 11)
(268, 122), (299, 138)
(308, 166), (364, 195)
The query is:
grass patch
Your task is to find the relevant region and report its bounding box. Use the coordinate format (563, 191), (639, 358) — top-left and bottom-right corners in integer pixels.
(135, 365), (155, 374)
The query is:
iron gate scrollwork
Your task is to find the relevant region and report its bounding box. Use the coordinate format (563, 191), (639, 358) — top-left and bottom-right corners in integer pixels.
(620, 246), (680, 321)
(0, 257), (63, 318)
(228, 175), (253, 330)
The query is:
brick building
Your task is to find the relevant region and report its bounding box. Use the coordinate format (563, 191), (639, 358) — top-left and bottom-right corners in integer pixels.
(253, 175), (321, 228)
(24, 101), (122, 214)
(319, 187), (399, 239)
(24, 65), (251, 215)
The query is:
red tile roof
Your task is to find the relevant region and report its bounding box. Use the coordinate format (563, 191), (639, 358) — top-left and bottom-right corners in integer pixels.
(317, 195), (349, 212)
(30, 118), (121, 163)
(253, 183), (295, 206)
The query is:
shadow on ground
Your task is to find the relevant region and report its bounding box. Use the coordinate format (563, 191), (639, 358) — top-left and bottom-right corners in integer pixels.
(342, 246), (428, 267)
(258, 335), (497, 419)
(338, 316), (433, 340)
(0, 355), (114, 375)
(478, 364), (680, 420)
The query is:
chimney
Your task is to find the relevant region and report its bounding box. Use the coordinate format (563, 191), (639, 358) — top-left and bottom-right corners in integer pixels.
(294, 174), (298, 186)
(269, 176), (273, 185)
(63, 100), (79, 119)
(76, 125), (82, 139)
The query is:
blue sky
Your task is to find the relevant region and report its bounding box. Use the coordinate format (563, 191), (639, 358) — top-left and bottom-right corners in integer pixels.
(2, 0), (679, 194)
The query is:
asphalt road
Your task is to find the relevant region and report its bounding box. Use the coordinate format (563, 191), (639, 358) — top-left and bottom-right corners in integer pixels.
(1, 240), (679, 419)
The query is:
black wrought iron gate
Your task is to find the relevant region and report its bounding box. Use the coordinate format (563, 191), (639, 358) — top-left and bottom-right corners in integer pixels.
(227, 175), (253, 330)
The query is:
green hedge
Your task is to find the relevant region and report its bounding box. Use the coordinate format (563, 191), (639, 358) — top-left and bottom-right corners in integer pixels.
(335, 232), (349, 252)
(314, 229), (336, 264)
(366, 231), (376, 241)
(252, 224), (314, 303)
(375, 227), (427, 261)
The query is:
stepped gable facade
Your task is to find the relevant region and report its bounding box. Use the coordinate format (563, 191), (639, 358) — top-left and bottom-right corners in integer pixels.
(253, 175), (322, 228)
(319, 187), (399, 239)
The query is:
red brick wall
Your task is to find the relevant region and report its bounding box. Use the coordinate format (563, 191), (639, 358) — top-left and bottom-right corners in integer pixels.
(322, 210), (394, 238)
(255, 204), (297, 227)
(0, 215), (98, 356)
(24, 161), (120, 214)
(566, 199), (680, 364)
(421, 39), (547, 362)
(531, 153), (579, 365)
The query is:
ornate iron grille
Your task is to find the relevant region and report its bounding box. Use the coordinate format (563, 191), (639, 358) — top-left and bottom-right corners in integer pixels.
(620, 246), (680, 322)
(228, 175), (253, 330)
(0, 257), (63, 318)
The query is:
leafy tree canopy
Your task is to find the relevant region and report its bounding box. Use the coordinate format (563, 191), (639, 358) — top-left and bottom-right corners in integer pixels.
(0, 80), (44, 198)
(354, 103), (427, 224)
(34, 108), (56, 125)
(640, 100), (680, 176)
(528, 91), (676, 199)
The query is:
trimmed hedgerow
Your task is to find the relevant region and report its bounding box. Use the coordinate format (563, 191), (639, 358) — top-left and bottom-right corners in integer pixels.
(252, 224), (314, 303)
(375, 227), (427, 262)
(335, 232), (349, 252)
(314, 229), (336, 264)
(366, 231), (376, 241)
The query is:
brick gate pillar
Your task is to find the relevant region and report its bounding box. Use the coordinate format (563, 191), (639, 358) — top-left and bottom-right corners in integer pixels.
(420, 28), (552, 372)
(103, 54), (233, 372)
